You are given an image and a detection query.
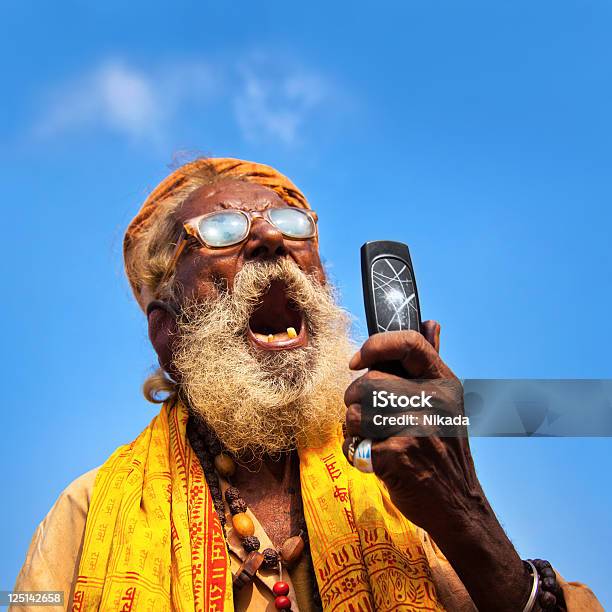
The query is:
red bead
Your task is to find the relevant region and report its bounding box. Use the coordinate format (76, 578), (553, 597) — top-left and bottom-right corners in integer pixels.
(273, 581), (290, 597)
(274, 595), (291, 609)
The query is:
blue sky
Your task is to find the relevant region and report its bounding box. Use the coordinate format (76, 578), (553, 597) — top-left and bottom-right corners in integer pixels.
(1, 0), (611, 605)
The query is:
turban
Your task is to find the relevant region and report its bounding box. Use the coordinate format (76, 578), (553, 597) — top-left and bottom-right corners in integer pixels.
(124, 158), (311, 310)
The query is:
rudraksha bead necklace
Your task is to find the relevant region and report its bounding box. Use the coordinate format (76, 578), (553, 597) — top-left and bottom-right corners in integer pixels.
(187, 414), (309, 610)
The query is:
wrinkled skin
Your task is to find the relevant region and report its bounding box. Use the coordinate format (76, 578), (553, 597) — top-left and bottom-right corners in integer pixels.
(148, 179), (531, 611)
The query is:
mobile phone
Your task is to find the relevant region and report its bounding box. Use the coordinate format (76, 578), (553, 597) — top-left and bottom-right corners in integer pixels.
(360, 241), (422, 375)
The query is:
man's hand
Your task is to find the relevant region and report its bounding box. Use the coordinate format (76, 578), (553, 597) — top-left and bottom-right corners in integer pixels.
(343, 325), (481, 534)
(342, 323), (531, 612)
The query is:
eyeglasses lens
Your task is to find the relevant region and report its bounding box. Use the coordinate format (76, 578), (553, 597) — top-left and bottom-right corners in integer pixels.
(198, 212), (249, 247)
(268, 208), (315, 238)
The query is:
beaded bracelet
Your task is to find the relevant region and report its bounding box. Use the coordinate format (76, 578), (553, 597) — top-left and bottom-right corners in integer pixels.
(522, 558), (566, 611)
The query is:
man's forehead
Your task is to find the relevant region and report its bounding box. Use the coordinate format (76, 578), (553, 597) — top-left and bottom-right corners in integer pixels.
(178, 179), (289, 221)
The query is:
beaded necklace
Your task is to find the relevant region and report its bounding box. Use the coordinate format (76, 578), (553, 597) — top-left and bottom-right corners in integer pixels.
(187, 414), (320, 611)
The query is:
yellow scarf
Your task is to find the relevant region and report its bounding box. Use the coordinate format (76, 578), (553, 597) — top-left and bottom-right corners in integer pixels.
(73, 402), (442, 611)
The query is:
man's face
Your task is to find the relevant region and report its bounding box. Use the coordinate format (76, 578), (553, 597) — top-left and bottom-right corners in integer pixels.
(157, 178), (353, 456)
(172, 179), (326, 350)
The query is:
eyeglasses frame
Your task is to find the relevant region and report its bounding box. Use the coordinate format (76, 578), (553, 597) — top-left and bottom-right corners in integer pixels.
(158, 207), (318, 289)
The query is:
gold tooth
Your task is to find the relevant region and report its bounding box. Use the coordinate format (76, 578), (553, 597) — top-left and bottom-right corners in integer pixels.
(267, 334), (274, 343)
(287, 327), (297, 339)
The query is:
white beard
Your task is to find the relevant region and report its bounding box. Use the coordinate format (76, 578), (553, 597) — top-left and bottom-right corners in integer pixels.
(172, 258), (355, 458)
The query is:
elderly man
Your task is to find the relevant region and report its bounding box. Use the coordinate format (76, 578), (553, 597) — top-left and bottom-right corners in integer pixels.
(16, 158), (601, 611)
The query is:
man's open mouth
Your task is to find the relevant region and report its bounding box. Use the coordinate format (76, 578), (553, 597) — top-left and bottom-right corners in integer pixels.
(247, 280), (308, 351)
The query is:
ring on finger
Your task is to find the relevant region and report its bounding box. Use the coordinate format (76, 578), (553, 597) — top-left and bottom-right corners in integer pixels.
(353, 438), (374, 473)
(347, 436), (362, 465)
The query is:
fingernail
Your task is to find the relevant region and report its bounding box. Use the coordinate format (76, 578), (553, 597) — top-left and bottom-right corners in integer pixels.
(349, 352), (360, 370)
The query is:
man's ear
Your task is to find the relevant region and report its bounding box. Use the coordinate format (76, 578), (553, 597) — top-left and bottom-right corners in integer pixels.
(147, 301), (179, 376)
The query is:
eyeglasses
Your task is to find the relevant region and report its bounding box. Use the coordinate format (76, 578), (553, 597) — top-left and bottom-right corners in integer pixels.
(159, 207), (318, 287)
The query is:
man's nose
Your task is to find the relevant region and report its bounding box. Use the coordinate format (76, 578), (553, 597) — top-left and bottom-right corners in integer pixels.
(243, 217), (287, 260)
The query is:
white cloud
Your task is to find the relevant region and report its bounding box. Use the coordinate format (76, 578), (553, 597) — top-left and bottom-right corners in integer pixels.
(34, 59), (215, 145)
(96, 63), (161, 138)
(34, 56), (333, 147)
(234, 64), (328, 145)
